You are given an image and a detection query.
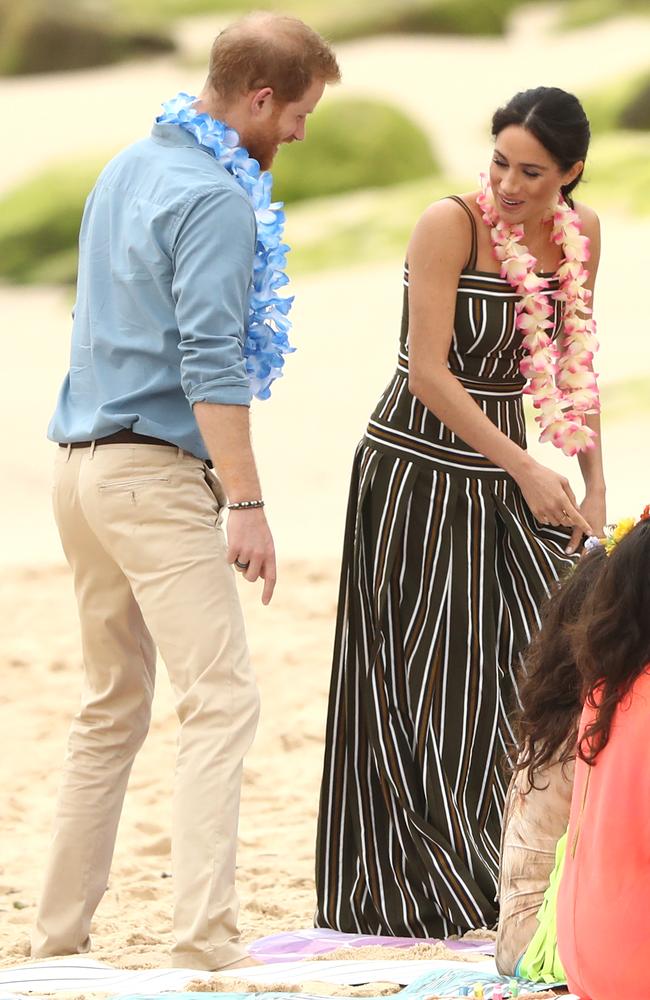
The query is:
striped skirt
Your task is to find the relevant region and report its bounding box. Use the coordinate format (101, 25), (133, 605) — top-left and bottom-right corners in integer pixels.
(315, 441), (575, 937)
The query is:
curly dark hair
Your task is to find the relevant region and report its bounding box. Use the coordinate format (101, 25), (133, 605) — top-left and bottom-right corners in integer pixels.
(575, 519), (650, 765)
(513, 545), (607, 788)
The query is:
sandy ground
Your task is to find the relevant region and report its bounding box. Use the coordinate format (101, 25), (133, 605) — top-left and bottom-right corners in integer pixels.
(0, 556), (338, 968)
(1, 3), (649, 976)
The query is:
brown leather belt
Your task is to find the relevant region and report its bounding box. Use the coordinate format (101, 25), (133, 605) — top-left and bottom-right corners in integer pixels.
(60, 429), (176, 450)
(59, 429), (213, 467)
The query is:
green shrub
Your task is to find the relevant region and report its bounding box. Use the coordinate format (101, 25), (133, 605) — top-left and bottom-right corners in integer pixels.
(558, 0), (650, 29)
(584, 71), (650, 133)
(273, 99), (439, 204)
(113, 0), (523, 37)
(0, 160), (105, 283)
(2, 127), (648, 289)
(584, 76), (643, 134)
(620, 75), (650, 129)
(318, 0), (522, 41)
(586, 132), (650, 214)
(112, 0), (254, 19)
(0, 0), (173, 76)
(287, 174), (457, 275)
(0, 100), (437, 283)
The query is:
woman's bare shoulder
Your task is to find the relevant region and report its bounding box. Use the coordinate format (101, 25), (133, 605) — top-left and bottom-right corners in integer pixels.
(410, 192), (480, 256)
(572, 199), (600, 239)
(414, 191), (480, 228)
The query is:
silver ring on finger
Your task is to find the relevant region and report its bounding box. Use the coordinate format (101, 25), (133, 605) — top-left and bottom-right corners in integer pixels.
(235, 558), (250, 571)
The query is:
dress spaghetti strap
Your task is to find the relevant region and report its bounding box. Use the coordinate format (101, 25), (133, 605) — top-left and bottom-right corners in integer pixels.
(446, 194), (478, 271)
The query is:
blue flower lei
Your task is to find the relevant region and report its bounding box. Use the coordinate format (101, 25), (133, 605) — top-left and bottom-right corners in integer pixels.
(157, 92), (294, 401)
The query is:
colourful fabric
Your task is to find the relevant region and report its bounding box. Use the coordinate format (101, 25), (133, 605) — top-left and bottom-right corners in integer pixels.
(557, 667), (650, 999)
(0, 953), (565, 997)
(249, 928), (496, 962)
(518, 832), (567, 983)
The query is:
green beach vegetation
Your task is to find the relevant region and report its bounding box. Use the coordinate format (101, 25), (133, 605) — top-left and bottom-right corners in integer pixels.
(1, 0), (647, 76)
(585, 70), (650, 132)
(0, 160), (104, 284)
(583, 132), (650, 213)
(115, 0), (523, 38)
(0, 0), (173, 76)
(3, 123), (647, 288)
(273, 99), (439, 204)
(0, 99), (438, 284)
(558, 0), (650, 30)
(0, 0), (527, 78)
(0, 0), (647, 284)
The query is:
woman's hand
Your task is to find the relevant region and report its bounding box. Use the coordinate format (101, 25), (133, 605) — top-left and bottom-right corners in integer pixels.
(513, 458), (593, 540)
(566, 490), (607, 555)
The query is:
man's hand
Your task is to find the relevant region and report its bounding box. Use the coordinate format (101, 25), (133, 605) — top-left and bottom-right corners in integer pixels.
(193, 402), (276, 603)
(226, 508), (277, 605)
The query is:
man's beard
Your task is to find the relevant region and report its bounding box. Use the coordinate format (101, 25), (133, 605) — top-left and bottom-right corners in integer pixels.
(241, 118), (285, 170)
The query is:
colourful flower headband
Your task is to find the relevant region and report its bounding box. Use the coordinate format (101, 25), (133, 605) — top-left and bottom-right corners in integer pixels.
(584, 504), (650, 554)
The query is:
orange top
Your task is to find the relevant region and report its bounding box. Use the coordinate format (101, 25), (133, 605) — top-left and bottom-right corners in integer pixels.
(557, 667), (650, 1000)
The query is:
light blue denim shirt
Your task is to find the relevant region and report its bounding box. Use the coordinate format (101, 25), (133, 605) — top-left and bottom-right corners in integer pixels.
(48, 122), (257, 459)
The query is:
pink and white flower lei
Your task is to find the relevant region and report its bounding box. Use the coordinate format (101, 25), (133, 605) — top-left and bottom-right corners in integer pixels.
(476, 175), (599, 456)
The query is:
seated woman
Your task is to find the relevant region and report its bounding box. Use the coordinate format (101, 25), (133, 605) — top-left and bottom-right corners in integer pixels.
(558, 512), (650, 1000)
(495, 544), (606, 977)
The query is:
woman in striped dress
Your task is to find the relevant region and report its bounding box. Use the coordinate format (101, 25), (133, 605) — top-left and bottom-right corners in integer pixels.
(315, 87), (606, 937)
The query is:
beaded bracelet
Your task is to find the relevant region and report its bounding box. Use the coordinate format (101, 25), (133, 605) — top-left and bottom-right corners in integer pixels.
(226, 499), (265, 511)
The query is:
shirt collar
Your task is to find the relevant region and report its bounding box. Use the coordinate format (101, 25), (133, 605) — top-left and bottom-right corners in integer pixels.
(150, 122), (200, 148)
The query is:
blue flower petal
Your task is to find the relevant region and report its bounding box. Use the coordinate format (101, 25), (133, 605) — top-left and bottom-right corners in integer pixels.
(157, 93), (295, 400)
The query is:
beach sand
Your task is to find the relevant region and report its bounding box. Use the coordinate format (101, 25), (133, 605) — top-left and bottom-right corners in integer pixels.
(0, 557), (339, 968)
(1, 3), (649, 978)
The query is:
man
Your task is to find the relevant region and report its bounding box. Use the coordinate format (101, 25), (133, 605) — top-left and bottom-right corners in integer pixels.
(32, 13), (340, 971)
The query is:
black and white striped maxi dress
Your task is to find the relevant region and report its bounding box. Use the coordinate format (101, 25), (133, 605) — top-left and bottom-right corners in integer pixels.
(315, 196), (576, 937)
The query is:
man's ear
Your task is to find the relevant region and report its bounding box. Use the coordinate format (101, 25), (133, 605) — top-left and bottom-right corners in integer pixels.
(250, 87), (274, 116)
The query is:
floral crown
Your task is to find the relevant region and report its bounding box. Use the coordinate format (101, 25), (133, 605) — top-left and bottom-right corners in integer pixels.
(584, 504), (650, 554)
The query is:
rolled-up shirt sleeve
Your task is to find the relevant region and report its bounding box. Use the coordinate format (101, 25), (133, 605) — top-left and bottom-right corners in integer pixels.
(172, 184), (256, 407)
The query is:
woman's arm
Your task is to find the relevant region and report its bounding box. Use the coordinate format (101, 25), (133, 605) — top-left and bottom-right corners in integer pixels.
(567, 204), (606, 551)
(406, 198), (592, 534)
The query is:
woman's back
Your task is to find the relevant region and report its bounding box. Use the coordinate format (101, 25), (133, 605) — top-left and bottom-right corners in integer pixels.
(558, 668), (650, 999)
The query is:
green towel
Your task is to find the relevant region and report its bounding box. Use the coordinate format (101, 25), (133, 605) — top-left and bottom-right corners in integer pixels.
(517, 831), (568, 984)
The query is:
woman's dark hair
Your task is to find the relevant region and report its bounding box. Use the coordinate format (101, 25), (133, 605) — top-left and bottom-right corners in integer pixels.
(575, 518), (650, 765)
(491, 86), (590, 205)
(513, 545), (607, 789)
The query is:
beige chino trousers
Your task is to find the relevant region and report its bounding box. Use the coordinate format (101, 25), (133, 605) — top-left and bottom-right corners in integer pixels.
(32, 443), (260, 970)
